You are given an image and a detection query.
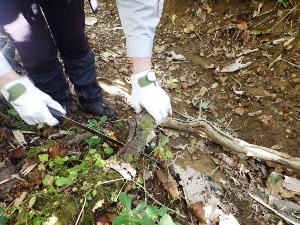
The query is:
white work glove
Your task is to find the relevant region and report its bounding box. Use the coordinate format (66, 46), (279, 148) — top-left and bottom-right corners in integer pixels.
(131, 70), (172, 125)
(0, 76), (66, 126)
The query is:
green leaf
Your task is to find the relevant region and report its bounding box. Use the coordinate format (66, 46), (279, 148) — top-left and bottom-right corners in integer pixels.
(137, 177), (144, 184)
(0, 216), (8, 225)
(161, 135), (169, 146)
(104, 147), (114, 155)
(137, 218), (155, 225)
(49, 186), (56, 193)
(278, 0), (283, 2)
(119, 192), (132, 211)
(81, 163), (89, 169)
(33, 217), (42, 225)
(55, 177), (72, 187)
(38, 154), (49, 163)
(93, 153), (102, 160)
(88, 149), (97, 154)
(42, 175), (54, 186)
(54, 156), (65, 165)
(267, 172), (283, 183)
(8, 108), (18, 116)
(253, 27), (271, 35)
(145, 205), (160, 219)
(165, 151), (173, 159)
(87, 119), (97, 127)
(15, 121), (25, 127)
(95, 159), (105, 168)
(38, 164), (46, 171)
(100, 116), (107, 123)
(158, 214), (175, 225)
(0, 208), (3, 214)
(69, 170), (78, 181)
(28, 196), (36, 208)
(86, 137), (101, 147)
(112, 215), (130, 225)
(134, 201), (147, 215)
(158, 207), (167, 217)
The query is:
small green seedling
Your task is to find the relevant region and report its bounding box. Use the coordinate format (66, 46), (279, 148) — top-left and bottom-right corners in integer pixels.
(113, 192), (179, 225)
(0, 207), (8, 225)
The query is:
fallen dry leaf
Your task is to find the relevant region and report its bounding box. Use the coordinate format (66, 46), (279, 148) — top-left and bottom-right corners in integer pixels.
(183, 23), (195, 34)
(85, 16), (98, 26)
(49, 143), (69, 160)
(282, 176), (300, 193)
(166, 51), (186, 61)
(11, 148), (26, 159)
(271, 143), (282, 150)
(12, 130), (26, 146)
(0, 128), (10, 142)
(233, 107), (246, 116)
(247, 110), (262, 117)
(156, 169), (180, 199)
(188, 202), (206, 223)
(221, 58), (252, 72)
(258, 115), (272, 126)
(236, 22), (248, 31)
(266, 179), (296, 199)
(95, 213), (117, 225)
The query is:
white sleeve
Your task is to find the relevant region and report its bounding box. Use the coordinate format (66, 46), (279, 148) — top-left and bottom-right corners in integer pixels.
(116, 0), (164, 58)
(0, 51), (12, 77)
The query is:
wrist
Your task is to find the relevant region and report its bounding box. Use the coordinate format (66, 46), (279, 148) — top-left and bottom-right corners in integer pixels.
(131, 70), (157, 88)
(0, 70), (20, 86)
(132, 58), (151, 73)
(1, 76), (33, 102)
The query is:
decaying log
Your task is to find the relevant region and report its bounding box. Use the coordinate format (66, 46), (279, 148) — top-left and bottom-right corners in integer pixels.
(61, 111), (155, 163)
(161, 118), (300, 171)
(116, 111), (155, 162)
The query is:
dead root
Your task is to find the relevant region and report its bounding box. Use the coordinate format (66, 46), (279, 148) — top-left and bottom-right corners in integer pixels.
(161, 117), (300, 171)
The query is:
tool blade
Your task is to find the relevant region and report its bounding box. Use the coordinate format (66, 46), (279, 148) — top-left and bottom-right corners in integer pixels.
(61, 116), (125, 146)
(48, 106), (124, 146)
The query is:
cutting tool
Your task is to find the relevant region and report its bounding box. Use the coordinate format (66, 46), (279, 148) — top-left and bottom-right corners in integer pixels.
(48, 107), (125, 147)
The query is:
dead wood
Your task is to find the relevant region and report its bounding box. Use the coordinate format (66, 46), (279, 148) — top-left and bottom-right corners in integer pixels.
(61, 110), (155, 163)
(116, 110), (155, 162)
(62, 132), (93, 146)
(161, 118), (300, 171)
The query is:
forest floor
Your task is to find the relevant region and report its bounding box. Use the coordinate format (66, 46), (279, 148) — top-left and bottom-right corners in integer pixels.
(0, 0), (300, 224)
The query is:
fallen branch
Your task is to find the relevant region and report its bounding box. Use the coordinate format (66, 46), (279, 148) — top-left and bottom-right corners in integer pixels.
(249, 193), (300, 225)
(161, 118), (300, 171)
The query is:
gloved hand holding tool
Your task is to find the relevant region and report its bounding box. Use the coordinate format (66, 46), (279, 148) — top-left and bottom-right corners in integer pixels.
(131, 70), (172, 125)
(0, 76), (66, 126)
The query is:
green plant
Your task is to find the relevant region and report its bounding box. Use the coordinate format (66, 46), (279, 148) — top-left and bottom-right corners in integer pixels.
(85, 136), (101, 148)
(278, 0), (288, 7)
(85, 117), (108, 148)
(151, 135), (173, 160)
(7, 107), (18, 116)
(0, 208), (8, 225)
(113, 192), (179, 225)
(87, 116), (107, 131)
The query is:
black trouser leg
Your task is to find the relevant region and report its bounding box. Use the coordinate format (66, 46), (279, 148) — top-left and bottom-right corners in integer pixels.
(39, 0), (103, 102)
(0, 0), (70, 103)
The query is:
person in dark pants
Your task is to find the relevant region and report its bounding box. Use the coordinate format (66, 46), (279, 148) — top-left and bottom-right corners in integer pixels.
(0, 0), (172, 126)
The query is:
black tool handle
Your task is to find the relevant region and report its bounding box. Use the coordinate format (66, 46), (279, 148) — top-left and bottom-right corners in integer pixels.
(48, 106), (63, 123)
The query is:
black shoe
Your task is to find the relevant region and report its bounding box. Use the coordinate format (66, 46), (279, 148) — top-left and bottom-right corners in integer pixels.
(80, 100), (117, 118)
